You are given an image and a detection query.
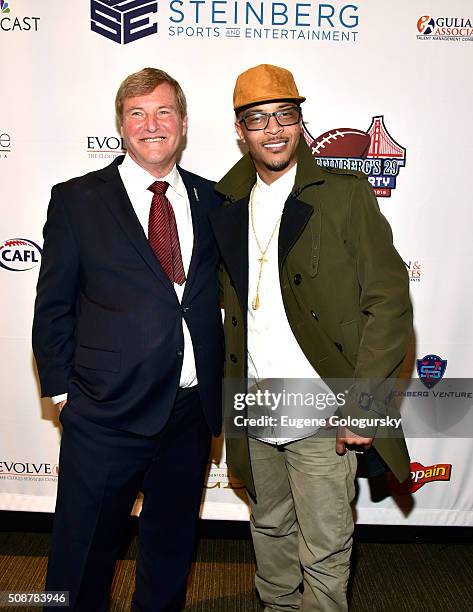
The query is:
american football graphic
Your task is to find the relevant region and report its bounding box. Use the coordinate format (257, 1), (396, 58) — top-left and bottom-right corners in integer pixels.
(310, 128), (371, 158)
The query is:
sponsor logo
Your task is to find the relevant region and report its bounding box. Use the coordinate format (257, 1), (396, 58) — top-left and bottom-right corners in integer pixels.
(0, 238), (42, 272)
(417, 15), (473, 42)
(91, 0), (158, 44)
(205, 461), (244, 490)
(404, 259), (422, 283)
(0, 461), (59, 481)
(91, 1), (359, 44)
(87, 135), (126, 159)
(0, 0), (40, 32)
(0, 131), (11, 159)
(304, 115), (406, 197)
(387, 461), (452, 494)
(416, 354), (447, 389)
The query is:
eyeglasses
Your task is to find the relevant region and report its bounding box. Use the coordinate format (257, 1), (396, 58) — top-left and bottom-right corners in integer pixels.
(238, 106), (301, 131)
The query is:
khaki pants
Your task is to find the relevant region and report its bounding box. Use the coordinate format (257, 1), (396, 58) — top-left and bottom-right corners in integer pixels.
(248, 436), (357, 612)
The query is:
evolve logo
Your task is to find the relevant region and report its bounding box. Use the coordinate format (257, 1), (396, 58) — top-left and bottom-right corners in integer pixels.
(387, 462), (452, 494)
(417, 15), (473, 42)
(0, 238), (42, 272)
(87, 135), (126, 159)
(91, 0), (158, 44)
(304, 115), (406, 197)
(416, 354), (447, 389)
(0, 131), (11, 159)
(404, 259), (422, 283)
(0, 0), (40, 31)
(0, 460), (59, 480)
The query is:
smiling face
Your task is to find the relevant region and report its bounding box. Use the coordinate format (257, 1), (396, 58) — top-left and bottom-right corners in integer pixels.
(120, 82), (187, 178)
(235, 101), (302, 185)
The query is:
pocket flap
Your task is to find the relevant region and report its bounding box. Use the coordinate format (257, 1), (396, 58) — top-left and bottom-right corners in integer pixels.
(75, 345), (121, 373)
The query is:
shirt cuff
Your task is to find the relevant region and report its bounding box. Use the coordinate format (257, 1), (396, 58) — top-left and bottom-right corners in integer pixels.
(51, 393), (68, 404)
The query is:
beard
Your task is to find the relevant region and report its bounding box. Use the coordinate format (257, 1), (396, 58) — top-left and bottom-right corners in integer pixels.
(263, 158), (292, 173)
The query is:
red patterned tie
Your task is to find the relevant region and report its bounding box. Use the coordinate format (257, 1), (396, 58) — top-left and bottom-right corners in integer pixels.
(147, 181), (186, 285)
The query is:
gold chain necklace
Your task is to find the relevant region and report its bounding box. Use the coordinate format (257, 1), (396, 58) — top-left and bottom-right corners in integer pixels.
(250, 184), (282, 310)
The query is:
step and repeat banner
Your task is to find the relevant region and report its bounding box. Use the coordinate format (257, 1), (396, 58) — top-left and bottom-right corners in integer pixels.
(1, 1), (472, 525)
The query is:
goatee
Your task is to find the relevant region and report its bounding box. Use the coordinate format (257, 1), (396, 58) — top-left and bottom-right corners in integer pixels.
(263, 159), (291, 173)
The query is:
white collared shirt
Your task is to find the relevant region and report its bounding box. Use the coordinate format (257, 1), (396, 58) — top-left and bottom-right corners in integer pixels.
(247, 164), (324, 444)
(52, 154), (197, 404)
(119, 154), (197, 388)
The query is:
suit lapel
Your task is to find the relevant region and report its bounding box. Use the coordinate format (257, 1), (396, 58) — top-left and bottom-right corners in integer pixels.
(278, 195), (314, 268)
(209, 197), (249, 315)
(178, 167), (202, 301)
(94, 158), (176, 296)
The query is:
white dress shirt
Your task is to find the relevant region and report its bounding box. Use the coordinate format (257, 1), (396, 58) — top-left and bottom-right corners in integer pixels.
(52, 154), (197, 404)
(247, 165), (326, 443)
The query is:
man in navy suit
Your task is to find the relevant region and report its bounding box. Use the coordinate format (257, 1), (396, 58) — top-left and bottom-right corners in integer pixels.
(32, 67), (224, 611)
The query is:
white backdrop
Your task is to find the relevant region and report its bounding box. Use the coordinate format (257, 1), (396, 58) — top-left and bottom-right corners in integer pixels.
(1, 0), (472, 525)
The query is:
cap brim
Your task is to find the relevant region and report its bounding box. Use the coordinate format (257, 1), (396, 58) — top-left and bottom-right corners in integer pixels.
(234, 95), (306, 113)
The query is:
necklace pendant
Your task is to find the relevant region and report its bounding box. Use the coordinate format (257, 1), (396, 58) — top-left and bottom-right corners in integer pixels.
(252, 294), (260, 310)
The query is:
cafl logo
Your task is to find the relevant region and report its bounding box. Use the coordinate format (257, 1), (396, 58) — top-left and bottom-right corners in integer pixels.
(417, 15), (473, 42)
(303, 116), (406, 197)
(91, 0), (158, 44)
(387, 462), (452, 495)
(416, 354), (447, 389)
(0, 238), (42, 272)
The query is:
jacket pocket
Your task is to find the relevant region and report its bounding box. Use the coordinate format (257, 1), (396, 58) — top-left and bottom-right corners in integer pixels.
(75, 345), (121, 373)
(340, 320), (359, 364)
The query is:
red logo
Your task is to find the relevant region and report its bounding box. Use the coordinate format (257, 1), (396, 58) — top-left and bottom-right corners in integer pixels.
(388, 462), (452, 494)
(304, 116), (406, 197)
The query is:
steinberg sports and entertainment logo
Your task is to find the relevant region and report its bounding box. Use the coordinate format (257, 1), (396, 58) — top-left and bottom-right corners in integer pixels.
(0, 238), (42, 272)
(91, 0), (158, 45)
(91, 1), (360, 44)
(303, 115), (406, 197)
(0, 0), (40, 32)
(417, 15), (473, 42)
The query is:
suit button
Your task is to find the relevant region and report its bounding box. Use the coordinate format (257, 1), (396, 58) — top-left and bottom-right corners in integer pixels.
(232, 316), (238, 326)
(335, 342), (343, 352)
(230, 353), (238, 363)
(182, 306), (190, 313)
(176, 350), (183, 357)
(294, 274), (302, 285)
(310, 310), (318, 321)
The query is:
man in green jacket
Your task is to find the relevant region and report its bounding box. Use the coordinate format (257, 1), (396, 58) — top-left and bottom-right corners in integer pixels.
(210, 64), (413, 611)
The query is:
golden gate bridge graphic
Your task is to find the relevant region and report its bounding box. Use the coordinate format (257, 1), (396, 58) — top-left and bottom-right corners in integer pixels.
(366, 116), (406, 197)
(305, 115), (406, 197)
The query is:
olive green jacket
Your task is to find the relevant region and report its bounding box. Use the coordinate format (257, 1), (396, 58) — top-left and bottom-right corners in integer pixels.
(210, 139), (413, 499)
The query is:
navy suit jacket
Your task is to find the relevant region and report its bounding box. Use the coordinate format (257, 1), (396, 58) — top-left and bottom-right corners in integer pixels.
(33, 156), (224, 436)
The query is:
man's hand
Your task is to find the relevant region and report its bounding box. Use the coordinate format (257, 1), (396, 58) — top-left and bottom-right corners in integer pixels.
(57, 399), (67, 412)
(336, 426), (372, 455)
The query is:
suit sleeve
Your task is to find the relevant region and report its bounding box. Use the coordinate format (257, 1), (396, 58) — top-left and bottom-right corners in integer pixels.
(338, 177), (413, 433)
(32, 184), (80, 397)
